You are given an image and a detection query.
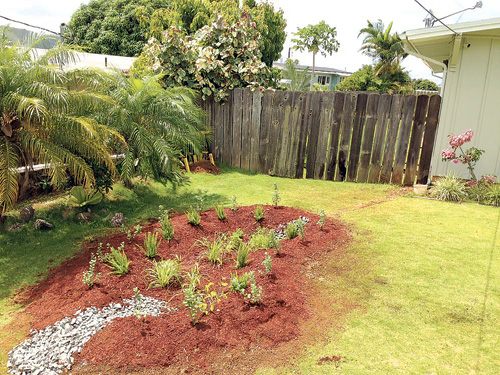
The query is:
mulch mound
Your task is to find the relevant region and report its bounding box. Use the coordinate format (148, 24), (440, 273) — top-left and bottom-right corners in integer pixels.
(188, 161), (220, 174)
(13, 205), (350, 374)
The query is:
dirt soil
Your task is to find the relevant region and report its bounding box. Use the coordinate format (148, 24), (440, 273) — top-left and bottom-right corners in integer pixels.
(10, 205), (353, 374)
(188, 161), (220, 174)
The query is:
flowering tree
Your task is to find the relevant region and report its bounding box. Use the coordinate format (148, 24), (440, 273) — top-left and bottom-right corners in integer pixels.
(441, 129), (484, 180)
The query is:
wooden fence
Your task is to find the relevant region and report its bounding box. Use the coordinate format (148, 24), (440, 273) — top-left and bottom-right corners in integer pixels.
(202, 88), (441, 185)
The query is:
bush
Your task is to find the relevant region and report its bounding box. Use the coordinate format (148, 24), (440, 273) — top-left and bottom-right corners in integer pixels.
(430, 175), (467, 202)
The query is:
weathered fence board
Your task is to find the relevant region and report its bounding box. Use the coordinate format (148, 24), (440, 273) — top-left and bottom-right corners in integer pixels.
(205, 89), (441, 186)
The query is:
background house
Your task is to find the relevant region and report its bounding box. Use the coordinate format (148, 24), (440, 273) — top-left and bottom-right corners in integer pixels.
(402, 18), (500, 180)
(273, 62), (351, 90)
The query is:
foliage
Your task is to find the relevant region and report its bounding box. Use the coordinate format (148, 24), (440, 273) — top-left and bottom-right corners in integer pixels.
(137, 231), (162, 258)
(412, 78), (439, 91)
(245, 271), (262, 304)
(231, 195), (238, 211)
(486, 184), (500, 206)
(100, 73), (206, 186)
(215, 204), (226, 220)
(336, 64), (412, 94)
(262, 252), (272, 274)
(82, 253), (101, 289)
(280, 59), (310, 91)
(0, 31), (123, 214)
(198, 233), (227, 265)
(272, 183), (281, 207)
(67, 186), (103, 208)
(292, 20), (340, 91)
(430, 175), (467, 202)
(104, 242), (130, 276)
(285, 218), (307, 239)
(160, 216), (174, 241)
(254, 205), (265, 221)
(182, 281), (225, 325)
(135, 14), (276, 102)
(186, 206), (201, 226)
(67, 0), (171, 57)
(147, 258), (181, 288)
(124, 224), (141, 243)
(317, 209), (326, 229)
(249, 227), (276, 249)
(184, 263), (201, 291)
(229, 271), (250, 294)
(441, 129), (484, 180)
(236, 241), (252, 269)
(133, 287), (146, 320)
(228, 228), (243, 250)
(358, 19), (407, 77)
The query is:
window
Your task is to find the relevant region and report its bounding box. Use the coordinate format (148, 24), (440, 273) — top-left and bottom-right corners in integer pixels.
(317, 75), (331, 85)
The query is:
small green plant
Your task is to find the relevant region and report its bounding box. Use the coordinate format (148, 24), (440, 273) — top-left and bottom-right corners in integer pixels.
(486, 184), (500, 206)
(430, 174), (467, 202)
(236, 241), (252, 269)
(254, 205), (264, 222)
(133, 287), (146, 320)
(215, 204), (226, 220)
(147, 258), (181, 288)
(296, 218), (306, 239)
(230, 271), (250, 294)
(184, 263), (202, 290)
(186, 206), (201, 226)
(249, 227), (273, 249)
(195, 192), (206, 212)
(67, 186), (103, 208)
(272, 182), (281, 207)
(182, 282), (225, 325)
(137, 232), (162, 258)
(104, 242), (130, 276)
(268, 230), (282, 255)
(285, 221), (298, 239)
(262, 252), (272, 274)
(317, 209), (326, 230)
(96, 242), (106, 262)
(160, 216), (174, 241)
(124, 224), (142, 243)
(82, 253), (101, 289)
(245, 271), (263, 305)
(198, 233), (227, 266)
(228, 228), (244, 250)
(231, 195), (238, 211)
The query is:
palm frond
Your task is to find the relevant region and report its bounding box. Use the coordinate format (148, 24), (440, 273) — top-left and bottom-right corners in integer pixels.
(0, 137), (20, 212)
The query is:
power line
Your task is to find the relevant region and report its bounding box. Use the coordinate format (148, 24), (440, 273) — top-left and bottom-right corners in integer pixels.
(413, 0), (459, 35)
(0, 14), (61, 37)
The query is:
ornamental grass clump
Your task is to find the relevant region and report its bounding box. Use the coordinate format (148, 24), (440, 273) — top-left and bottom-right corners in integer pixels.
(137, 231), (162, 258)
(430, 175), (467, 202)
(104, 242), (130, 276)
(486, 184), (500, 206)
(198, 233), (227, 266)
(147, 258), (181, 289)
(230, 271), (250, 294)
(254, 205), (264, 222)
(215, 204), (226, 220)
(228, 228), (244, 250)
(236, 241), (252, 268)
(160, 216), (174, 241)
(186, 206), (201, 226)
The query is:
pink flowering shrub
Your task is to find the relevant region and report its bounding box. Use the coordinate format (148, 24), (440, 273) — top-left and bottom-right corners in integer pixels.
(441, 129), (484, 180)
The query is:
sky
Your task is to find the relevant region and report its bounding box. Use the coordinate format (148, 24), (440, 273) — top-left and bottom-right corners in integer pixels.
(3, 0), (500, 83)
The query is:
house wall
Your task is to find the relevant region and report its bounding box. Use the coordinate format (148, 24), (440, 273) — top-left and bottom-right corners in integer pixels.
(313, 73), (341, 90)
(431, 36), (500, 180)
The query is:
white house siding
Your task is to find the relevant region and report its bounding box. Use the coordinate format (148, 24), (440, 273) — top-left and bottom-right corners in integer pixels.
(431, 37), (500, 179)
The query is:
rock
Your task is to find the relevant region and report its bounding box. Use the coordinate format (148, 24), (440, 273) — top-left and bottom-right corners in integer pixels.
(110, 213), (125, 227)
(20, 205), (35, 222)
(34, 219), (54, 230)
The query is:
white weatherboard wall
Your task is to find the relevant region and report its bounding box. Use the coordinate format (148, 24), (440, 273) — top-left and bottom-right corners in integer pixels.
(432, 37), (500, 179)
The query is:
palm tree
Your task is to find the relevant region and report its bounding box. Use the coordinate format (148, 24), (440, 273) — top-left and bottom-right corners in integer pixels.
(0, 31), (124, 215)
(281, 59), (310, 91)
(102, 73), (206, 186)
(358, 20), (408, 76)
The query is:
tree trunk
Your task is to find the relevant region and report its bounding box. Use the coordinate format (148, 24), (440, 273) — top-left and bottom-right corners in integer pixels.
(309, 52), (316, 91)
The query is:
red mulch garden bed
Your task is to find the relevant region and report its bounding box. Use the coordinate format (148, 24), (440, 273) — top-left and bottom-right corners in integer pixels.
(14, 205), (350, 374)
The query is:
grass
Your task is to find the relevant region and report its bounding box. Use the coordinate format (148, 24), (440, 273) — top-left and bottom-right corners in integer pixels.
(1, 164), (499, 374)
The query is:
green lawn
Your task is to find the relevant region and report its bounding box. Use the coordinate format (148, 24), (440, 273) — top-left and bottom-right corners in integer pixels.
(1, 164), (498, 374)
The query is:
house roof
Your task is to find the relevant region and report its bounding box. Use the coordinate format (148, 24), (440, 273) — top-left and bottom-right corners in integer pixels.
(273, 62), (352, 77)
(400, 17), (500, 73)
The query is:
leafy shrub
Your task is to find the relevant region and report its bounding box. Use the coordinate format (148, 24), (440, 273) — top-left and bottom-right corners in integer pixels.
(160, 216), (174, 241)
(272, 183), (281, 207)
(430, 175), (467, 202)
(230, 271), (250, 294)
(147, 258), (181, 289)
(137, 232), (162, 258)
(262, 252), (272, 274)
(249, 227), (276, 249)
(228, 228), (244, 251)
(186, 206), (201, 226)
(198, 233), (227, 266)
(215, 204), (226, 220)
(67, 186), (103, 208)
(254, 205), (265, 222)
(486, 184), (500, 206)
(236, 241), (252, 269)
(104, 242), (130, 276)
(182, 282), (225, 325)
(285, 218), (307, 239)
(245, 271), (262, 305)
(82, 253), (101, 288)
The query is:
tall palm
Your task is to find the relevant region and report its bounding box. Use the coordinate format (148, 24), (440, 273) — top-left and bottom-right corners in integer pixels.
(0, 31), (124, 214)
(358, 20), (408, 76)
(102, 74), (206, 186)
(282, 59), (310, 91)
